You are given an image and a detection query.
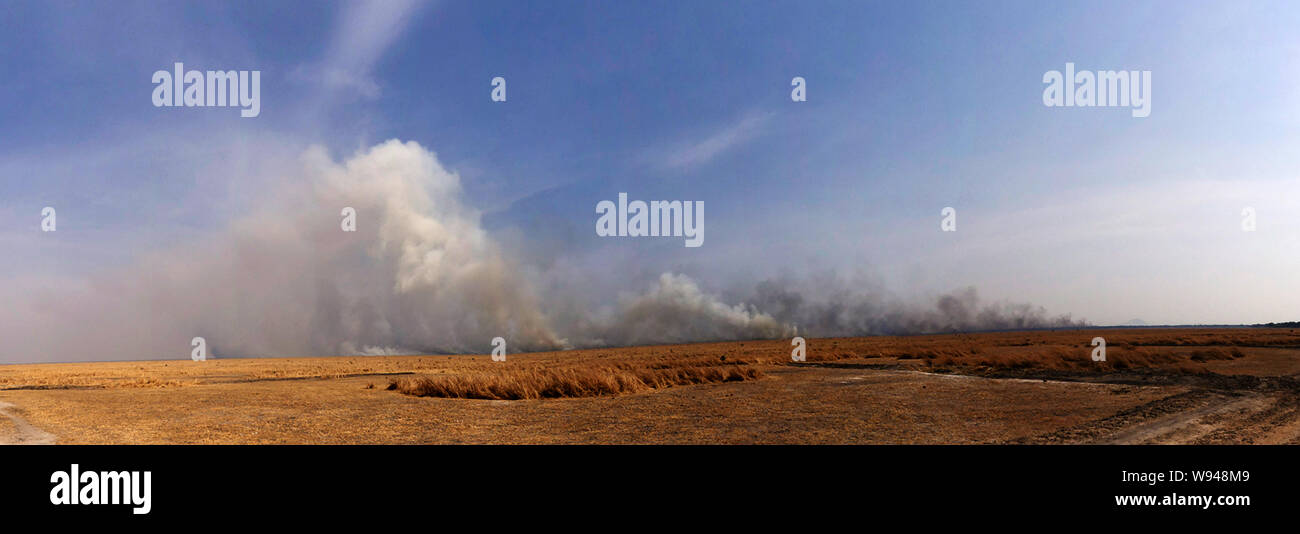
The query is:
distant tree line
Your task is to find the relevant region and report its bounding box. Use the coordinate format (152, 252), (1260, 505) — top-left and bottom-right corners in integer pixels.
(1255, 321), (1300, 328)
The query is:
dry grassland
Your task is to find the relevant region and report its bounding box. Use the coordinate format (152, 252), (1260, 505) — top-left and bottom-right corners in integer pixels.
(2, 328), (1298, 444)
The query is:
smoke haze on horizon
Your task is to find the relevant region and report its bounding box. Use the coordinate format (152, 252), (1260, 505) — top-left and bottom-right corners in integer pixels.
(0, 140), (1085, 363)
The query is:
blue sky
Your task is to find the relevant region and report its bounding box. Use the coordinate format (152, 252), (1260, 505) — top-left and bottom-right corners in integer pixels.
(2, 0), (1299, 359)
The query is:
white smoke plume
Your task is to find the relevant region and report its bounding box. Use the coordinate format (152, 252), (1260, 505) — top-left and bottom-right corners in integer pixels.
(1, 140), (562, 360)
(0, 139), (1083, 363)
(571, 273), (790, 347)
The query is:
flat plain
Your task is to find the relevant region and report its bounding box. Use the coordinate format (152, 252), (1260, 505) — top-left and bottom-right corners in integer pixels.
(3, 327), (1299, 444)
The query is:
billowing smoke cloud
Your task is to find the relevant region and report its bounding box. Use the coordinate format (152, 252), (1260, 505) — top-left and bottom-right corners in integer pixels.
(572, 273), (790, 347)
(0, 140), (1083, 363)
(1, 140), (562, 360)
(746, 276), (1086, 337)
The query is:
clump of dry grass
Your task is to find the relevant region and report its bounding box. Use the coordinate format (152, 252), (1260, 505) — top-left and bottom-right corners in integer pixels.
(388, 357), (762, 400)
(1187, 347), (1246, 362)
(925, 345), (1247, 373)
(791, 329), (1262, 375)
(117, 377), (195, 388)
(927, 346), (1084, 370)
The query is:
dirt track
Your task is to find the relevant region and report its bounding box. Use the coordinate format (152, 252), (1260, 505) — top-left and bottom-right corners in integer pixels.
(1007, 375), (1300, 444)
(0, 401), (56, 445)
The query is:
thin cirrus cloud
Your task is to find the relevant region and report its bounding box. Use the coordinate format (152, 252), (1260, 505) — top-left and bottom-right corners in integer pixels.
(655, 111), (774, 170)
(290, 0), (430, 100)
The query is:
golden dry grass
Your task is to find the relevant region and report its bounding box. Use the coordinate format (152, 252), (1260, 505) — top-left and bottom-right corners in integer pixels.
(804, 329), (1269, 373)
(0, 328), (1292, 392)
(922, 345), (1245, 372)
(2, 328), (1299, 444)
(388, 356), (762, 399)
(0, 356), (462, 390)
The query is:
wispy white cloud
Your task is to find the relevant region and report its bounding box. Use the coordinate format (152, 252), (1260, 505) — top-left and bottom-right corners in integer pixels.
(657, 111), (773, 169)
(292, 0), (429, 100)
